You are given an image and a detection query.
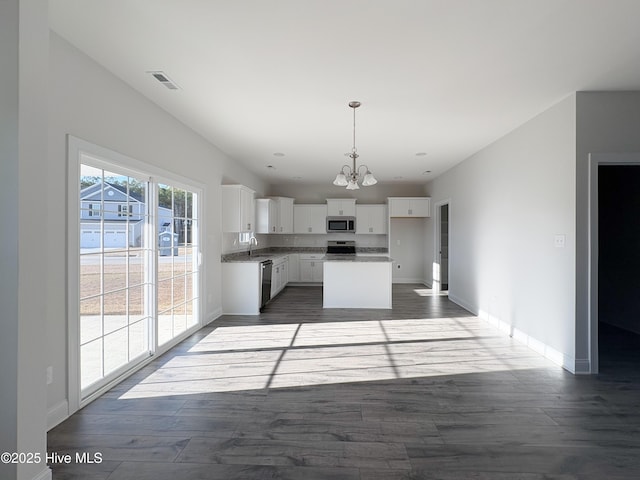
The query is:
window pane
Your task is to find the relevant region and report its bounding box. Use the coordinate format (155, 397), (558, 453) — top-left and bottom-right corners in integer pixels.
(80, 254), (102, 299)
(103, 252), (127, 294)
(81, 337), (103, 389)
(186, 192), (193, 219)
(186, 298), (197, 328)
(172, 276), (186, 307)
(158, 278), (173, 313)
(158, 310), (172, 346)
(185, 273), (194, 302)
(128, 250), (145, 287)
(80, 297), (102, 344)
(103, 291), (127, 335)
(173, 302), (186, 336)
(128, 285), (145, 323)
(104, 329), (128, 375)
(129, 318), (149, 359)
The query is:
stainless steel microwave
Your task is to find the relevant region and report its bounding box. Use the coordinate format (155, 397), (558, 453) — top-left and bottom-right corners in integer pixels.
(326, 216), (356, 233)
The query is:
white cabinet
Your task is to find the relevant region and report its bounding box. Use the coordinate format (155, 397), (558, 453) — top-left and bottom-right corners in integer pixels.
(222, 185), (255, 232)
(255, 198), (278, 234)
(356, 205), (387, 234)
(273, 197), (294, 233)
(388, 197), (431, 217)
(271, 256), (289, 297)
(293, 205), (327, 234)
(326, 198), (356, 217)
(288, 254), (300, 282)
(299, 254), (324, 282)
(255, 197), (294, 234)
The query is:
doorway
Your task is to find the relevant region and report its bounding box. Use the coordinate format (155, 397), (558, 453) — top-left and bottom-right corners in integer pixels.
(597, 164), (640, 372)
(589, 154), (640, 373)
(433, 200), (450, 294)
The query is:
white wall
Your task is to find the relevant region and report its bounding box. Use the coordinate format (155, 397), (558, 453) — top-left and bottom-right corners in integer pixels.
(390, 218), (428, 283)
(46, 33), (267, 424)
(425, 95), (577, 371)
(1, 2), (51, 479)
(575, 91), (640, 369)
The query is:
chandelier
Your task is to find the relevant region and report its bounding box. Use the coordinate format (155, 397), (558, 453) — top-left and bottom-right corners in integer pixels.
(333, 101), (377, 190)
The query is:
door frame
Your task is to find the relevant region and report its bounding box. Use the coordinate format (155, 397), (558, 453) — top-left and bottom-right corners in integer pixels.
(433, 199), (451, 293)
(588, 153), (640, 374)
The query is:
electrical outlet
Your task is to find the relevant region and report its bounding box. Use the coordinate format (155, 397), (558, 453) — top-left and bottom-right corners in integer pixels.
(554, 234), (566, 248)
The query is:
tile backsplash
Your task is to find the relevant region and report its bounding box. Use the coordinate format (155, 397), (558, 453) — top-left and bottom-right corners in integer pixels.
(222, 232), (386, 254)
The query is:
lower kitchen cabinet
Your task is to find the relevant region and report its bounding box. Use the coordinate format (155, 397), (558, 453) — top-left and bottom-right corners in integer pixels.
(288, 254), (300, 282)
(271, 256), (289, 297)
(299, 254), (324, 282)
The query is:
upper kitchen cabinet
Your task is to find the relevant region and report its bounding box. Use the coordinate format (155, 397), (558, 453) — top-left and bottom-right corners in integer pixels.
(388, 197), (431, 218)
(272, 196), (294, 233)
(255, 198), (277, 234)
(222, 184), (255, 232)
(326, 198), (356, 217)
(294, 204), (327, 234)
(356, 204), (387, 234)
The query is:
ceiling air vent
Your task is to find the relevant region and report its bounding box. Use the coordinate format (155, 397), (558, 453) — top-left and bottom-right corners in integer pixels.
(147, 71), (179, 90)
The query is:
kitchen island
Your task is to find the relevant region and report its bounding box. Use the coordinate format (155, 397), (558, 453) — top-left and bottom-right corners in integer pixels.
(322, 255), (393, 309)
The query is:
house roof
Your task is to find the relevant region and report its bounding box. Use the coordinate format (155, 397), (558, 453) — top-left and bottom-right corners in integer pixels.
(80, 180), (144, 203)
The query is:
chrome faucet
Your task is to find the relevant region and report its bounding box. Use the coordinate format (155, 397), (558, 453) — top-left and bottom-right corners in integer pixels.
(249, 236), (258, 257)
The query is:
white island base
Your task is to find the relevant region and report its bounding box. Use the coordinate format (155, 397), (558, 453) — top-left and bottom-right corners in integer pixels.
(323, 258), (392, 309)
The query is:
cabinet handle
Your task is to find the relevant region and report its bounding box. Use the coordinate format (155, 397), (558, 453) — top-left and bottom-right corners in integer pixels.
(369, 227), (373, 232)
(280, 226), (283, 232)
(408, 209), (412, 215)
(308, 227), (312, 232)
(247, 223), (252, 230)
(339, 209), (343, 215)
(272, 226), (275, 232)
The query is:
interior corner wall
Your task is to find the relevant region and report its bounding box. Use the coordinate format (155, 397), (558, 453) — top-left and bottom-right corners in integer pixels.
(46, 32), (267, 423)
(425, 94), (577, 371)
(575, 91), (640, 366)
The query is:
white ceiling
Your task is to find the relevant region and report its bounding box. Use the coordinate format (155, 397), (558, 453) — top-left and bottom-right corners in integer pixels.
(49, 0), (640, 185)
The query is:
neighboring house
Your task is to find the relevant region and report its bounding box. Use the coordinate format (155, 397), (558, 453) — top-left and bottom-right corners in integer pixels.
(80, 181), (172, 249)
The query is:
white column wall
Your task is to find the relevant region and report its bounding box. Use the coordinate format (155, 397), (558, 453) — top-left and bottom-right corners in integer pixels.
(575, 91), (640, 370)
(1, 1), (51, 479)
(425, 95), (577, 371)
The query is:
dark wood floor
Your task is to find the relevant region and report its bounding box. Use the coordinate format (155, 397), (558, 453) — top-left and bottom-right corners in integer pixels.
(48, 285), (640, 479)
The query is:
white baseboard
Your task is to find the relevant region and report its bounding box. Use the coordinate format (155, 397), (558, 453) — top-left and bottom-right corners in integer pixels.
(205, 307), (223, 325)
(32, 466), (52, 480)
(574, 358), (591, 374)
(447, 293), (477, 314)
(47, 399), (69, 431)
(475, 306), (576, 373)
(392, 278), (428, 284)
(448, 294), (578, 374)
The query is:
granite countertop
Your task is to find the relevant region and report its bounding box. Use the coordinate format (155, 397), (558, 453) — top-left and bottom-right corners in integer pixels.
(222, 247), (389, 263)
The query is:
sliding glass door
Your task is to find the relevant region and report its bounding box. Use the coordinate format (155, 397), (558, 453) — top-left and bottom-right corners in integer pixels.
(76, 151), (201, 401)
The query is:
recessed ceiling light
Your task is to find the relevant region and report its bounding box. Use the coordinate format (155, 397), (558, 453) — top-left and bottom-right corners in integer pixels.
(422, 170), (432, 175)
(415, 152), (427, 156)
(273, 152), (285, 157)
(266, 165), (276, 169)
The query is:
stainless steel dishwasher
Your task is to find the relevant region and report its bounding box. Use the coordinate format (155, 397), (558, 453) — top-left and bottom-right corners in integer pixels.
(259, 259), (273, 309)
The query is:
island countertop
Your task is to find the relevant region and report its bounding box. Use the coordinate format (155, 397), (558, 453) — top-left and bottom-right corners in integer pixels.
(322, 254), (393, 262)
